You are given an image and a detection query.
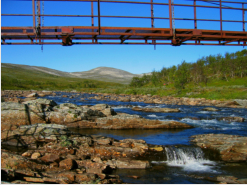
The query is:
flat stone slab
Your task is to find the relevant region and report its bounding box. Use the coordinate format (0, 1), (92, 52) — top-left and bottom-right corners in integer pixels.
(191, 134), (247, 162)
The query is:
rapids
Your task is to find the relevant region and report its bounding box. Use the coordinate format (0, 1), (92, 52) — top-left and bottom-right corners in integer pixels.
(42, 92), (247, 183)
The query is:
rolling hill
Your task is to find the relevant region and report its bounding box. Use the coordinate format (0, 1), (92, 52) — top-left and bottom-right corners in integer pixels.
(1, 63), (147, 86)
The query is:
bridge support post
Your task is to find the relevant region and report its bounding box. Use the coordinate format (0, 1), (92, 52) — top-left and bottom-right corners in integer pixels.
(220, 0), (222, 34)
(168, 0), (173, 36)
(32, 0), (36, 34)
(98, 0), (101, 35)
(151, 0), (155, 48)
(243, 3), (245, 32)
(194, 0), (197, 29)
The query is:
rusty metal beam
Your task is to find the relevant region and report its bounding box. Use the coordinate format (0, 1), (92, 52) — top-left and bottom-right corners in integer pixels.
(243, 3), (245, 32)
(97, 0), (101, 35)
(2, 0), (247, 46)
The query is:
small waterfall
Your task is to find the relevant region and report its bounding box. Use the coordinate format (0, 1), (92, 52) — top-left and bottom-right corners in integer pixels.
(165, 146), (205, 165)
(163, 146), (217, 172)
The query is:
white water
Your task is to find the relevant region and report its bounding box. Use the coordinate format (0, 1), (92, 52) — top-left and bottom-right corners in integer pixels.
(180, 118), (244, 131)
(163, 146), (217, 173)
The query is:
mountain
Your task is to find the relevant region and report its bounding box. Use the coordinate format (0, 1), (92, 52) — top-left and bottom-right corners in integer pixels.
(1, 63), (147, 84)
(70, 67), (143, 84)
(1, 63), (76, 78)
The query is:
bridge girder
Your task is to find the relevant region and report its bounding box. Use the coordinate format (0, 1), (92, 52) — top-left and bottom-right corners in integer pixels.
(1, 0), (247, 46)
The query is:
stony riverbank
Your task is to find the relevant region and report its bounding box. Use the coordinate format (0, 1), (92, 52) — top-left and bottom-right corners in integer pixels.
(1, 124), (151, 184)
(1, 90), (247, 184)
(191, 134), (247, 162)
(1, 98), (193, 130)
(2, 124), (247, 184)
(2, 90), (247, 108)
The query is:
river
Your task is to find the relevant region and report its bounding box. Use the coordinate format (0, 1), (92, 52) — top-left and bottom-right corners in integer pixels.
(43, 92), (247, 184)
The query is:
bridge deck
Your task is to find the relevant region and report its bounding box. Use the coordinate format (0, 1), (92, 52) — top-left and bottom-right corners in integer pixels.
(1, 0), (247, 46)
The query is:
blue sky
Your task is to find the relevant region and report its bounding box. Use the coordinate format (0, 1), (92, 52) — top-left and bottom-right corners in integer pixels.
(1, 0), (246, 74)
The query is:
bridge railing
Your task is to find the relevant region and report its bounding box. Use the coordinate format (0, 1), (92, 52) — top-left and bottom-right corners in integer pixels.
(1, 0), (247, 46)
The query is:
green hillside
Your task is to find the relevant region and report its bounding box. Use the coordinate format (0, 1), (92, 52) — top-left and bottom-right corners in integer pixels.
(89, 49), (247, 100)
(124, 49), (247, 100)
(1, 64), (123, 91)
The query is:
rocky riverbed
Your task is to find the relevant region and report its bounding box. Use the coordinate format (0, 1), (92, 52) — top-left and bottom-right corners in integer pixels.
(1, 90), (247, 184)
(1, 123), (153, 183)
(2, 90), (247, 108)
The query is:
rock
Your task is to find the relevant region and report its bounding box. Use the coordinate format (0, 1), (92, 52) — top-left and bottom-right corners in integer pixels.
(2, 100), (191, 130)
(1, 108), (46, 127)
(233, 99), (247, 107)
(98, 173), (106, 180)
(101, 108), (117, 116)
(22, 97), (37, 102)
(59, 103), (78, 109)
(23, 177), (44, 183)
(37, 93), (46, 97)
(22, 151), (32, 157)
(31, 152), (41, 159)
(56, 172), (76, 183)
(1, 102), (26, 111)
(149, 146), (163, 152)
(93, 114), (192, 129)
(1, 123), (71, 148)
(47, 112), (65, 123)
(144, 100), (154, 104)
(41, 154), (60, 163)
(75, 173), (97, 183)
(132, 107), (180, 113)
(95, 137), (112, 145)
(219, 116), (245, 122)
(49, 162), (59, 168)
(76, 160), (110, 174)
(59, 159), (76, 170)
(23, 98), (57, 107)
(237, 178), (247, 184)
(1, 99), (57, 128)
(206, 175), (239, 184)
(118, 97), (131, 102)
(191, 134), (247, 162)
(90, 104), (109, 111)
(202, 107), (219, 111)
(26, 93), (38, 98)
(116, 159), (150, 169)
(1, 151), (47, 171)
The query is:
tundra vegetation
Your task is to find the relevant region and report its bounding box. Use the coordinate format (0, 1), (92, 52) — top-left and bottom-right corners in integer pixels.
(1, 49), (247, 100)
(87, 49), (247, 100)
(1, 65), (122, 90)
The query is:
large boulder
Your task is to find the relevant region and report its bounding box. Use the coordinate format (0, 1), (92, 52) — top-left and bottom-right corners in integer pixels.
(191, 134), (247, 162)
(1, 99), (57, 129)
(1, 102), (46, 129)
(1, 123), (75, 148)
(116, 159), (150, 169)
(92, 114), (192, 129)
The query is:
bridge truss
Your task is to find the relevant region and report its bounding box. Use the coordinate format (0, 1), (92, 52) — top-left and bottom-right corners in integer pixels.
(1, 0), (247, 46)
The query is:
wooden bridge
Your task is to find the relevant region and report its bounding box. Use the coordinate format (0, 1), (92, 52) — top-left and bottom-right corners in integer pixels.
(1, 0), (247, 46)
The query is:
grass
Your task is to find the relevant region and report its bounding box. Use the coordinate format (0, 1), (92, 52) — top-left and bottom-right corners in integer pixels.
(82, 77), (247, 100)
(1, 64), (123, 91)
(2, 64), (246, 100)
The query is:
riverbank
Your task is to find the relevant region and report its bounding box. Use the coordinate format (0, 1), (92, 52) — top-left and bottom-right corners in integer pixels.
(2, 90), (247, 108)
(1, 90), (247, 184)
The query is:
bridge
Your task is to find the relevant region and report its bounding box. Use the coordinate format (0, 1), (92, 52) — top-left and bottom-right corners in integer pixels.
(1, 0), (247, 46)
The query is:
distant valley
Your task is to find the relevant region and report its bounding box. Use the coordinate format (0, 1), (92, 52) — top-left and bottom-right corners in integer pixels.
(1, 63), (149, 84)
